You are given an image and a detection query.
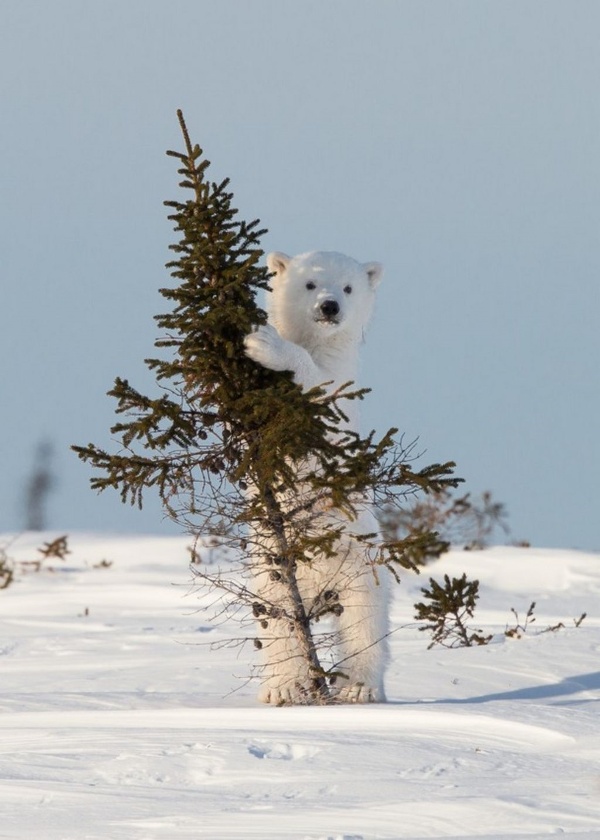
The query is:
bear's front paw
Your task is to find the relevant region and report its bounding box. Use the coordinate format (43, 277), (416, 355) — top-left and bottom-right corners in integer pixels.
(244, 324), (289, 372)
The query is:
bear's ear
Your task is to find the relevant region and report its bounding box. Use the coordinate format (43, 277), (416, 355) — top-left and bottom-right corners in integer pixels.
(266, 252), (291, 278)
(364, 262), (383, 289)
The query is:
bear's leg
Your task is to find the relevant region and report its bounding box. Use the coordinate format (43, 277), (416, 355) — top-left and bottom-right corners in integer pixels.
(255, 620), (316, 705)
(333, 566), (390, 703)
(254, 570), (323, 705)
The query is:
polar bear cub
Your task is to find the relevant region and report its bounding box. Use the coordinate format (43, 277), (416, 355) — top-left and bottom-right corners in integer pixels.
(244, 250), (389, 704)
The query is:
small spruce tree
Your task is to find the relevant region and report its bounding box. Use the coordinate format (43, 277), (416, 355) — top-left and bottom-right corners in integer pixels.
(414, 573), (492, 648)
(73, 111), (460, 702)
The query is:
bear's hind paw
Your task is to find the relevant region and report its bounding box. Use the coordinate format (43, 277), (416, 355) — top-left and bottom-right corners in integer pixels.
(335, 683), (384, 704)
(258, 679), (329, 706)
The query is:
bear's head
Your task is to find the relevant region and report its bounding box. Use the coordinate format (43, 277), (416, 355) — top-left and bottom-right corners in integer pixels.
(265, 251), (383, 349)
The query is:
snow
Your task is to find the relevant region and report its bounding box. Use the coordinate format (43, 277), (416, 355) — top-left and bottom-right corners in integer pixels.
(1, 532), (599, 839)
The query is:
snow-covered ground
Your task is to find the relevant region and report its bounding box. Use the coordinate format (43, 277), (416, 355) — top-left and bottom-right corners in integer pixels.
(1, 533), (599, 840)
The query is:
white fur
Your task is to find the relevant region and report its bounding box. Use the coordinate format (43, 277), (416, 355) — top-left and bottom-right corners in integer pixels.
(244, 251), (389, 704)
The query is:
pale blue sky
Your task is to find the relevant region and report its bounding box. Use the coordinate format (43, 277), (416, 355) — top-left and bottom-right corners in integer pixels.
(2, 0), (599, 549)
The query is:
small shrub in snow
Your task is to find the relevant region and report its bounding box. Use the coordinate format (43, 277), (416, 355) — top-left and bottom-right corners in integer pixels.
(414, 573), (492, 649)
(504, 601), (537, 638)
(0, 547), (14, 590)
(0, 534), (70, 587)
(505, 601), (586, 638)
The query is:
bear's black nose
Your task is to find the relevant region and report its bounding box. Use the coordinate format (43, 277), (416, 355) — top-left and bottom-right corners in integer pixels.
(320, 299), (340, 320)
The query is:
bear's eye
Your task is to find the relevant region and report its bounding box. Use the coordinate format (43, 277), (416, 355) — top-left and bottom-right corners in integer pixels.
(306, 281), (316, 290)
(343, 285), (352, 294)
